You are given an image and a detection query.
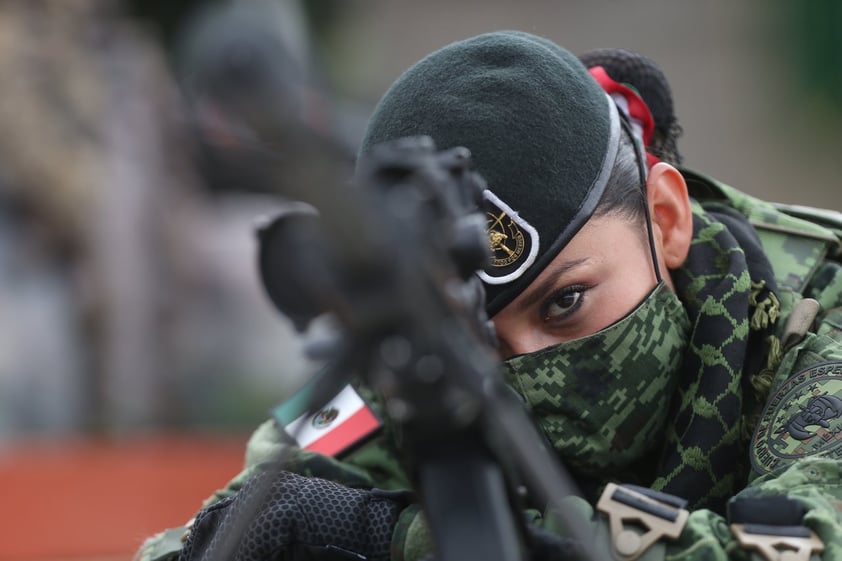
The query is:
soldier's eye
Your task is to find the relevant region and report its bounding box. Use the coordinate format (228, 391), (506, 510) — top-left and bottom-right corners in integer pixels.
(542, 285), (588, 322)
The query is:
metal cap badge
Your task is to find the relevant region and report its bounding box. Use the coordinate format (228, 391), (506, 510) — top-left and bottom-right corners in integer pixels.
(479, 189), (539, 285)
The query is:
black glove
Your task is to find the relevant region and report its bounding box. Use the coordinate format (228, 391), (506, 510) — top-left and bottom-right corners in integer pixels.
(180, 468), (412, 561)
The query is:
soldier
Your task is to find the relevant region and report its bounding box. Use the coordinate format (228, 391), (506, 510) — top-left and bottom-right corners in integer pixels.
(139, 31), (842, 561)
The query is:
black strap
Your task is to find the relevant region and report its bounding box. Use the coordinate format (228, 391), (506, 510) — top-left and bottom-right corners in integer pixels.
(728, 497), (807, 527)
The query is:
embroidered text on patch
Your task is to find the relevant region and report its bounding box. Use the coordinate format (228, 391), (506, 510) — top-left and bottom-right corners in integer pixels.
(751, 361), (842, 474)
(479, 189), (539, 285)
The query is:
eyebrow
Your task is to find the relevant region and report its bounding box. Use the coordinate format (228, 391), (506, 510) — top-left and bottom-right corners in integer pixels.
(516, 257), (591, 312)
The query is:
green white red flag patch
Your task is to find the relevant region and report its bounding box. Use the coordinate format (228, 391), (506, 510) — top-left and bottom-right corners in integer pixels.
(272, 384), (381, 457)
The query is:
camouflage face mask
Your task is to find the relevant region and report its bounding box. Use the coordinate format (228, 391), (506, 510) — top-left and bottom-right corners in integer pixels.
(502, 281), (690, 477)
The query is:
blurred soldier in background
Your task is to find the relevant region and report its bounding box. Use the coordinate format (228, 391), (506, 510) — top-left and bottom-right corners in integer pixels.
(0, 0), (326, 438)
(0, 0), (193, 433)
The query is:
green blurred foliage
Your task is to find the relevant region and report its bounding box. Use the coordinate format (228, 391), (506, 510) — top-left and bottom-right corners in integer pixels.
(778, 0), (842, 120)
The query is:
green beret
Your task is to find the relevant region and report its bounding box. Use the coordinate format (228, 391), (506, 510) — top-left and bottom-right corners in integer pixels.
(361, 31), (621, 315)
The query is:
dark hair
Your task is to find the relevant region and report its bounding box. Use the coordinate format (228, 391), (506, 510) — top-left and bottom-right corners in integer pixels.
(592, 126), (647, 222)
(578, 47), (684, 165)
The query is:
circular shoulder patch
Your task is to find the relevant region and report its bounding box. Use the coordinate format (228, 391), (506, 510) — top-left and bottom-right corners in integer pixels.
(751, 361), (842, 475)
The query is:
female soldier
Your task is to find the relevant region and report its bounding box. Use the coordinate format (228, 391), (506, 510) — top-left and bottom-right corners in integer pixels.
(142, 31), (842, 561)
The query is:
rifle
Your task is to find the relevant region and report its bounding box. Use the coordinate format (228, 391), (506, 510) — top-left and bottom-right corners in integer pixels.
(180, 5), (598, 561)
(257, 133), (603, 561)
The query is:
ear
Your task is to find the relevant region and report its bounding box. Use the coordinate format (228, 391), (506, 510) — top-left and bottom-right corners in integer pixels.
(645, 163), (693, 269)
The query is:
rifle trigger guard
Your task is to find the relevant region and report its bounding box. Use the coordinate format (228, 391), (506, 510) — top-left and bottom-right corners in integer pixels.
(596, 483), (689, 561)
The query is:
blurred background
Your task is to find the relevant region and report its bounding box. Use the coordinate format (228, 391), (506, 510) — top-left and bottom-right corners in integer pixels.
(0, 0), (839, 559)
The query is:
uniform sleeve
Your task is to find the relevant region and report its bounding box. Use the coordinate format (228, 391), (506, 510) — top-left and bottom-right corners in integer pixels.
(133, 417), (400, 561)
(391, 460), (842, 561)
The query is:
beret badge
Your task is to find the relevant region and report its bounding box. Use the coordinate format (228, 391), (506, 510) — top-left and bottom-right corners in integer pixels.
(479, 189), (539, 286)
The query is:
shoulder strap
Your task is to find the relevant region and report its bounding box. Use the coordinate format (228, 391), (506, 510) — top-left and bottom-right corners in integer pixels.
(680, 167), (841, 293)
(770, 202), (842, 240)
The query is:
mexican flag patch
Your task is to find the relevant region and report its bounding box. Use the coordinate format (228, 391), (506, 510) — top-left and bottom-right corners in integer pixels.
(272, 383), (382, 457)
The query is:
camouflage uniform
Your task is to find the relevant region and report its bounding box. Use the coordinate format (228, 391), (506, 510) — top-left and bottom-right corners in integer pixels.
(137, 169), (842, 561)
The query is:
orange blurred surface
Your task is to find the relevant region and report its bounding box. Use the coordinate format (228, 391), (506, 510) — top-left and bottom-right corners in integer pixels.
(0, 433), (248, 561)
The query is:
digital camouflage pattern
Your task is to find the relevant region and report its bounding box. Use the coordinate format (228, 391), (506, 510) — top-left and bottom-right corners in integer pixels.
(751, 362), (842, 474)
(531, 458), (842, 561)
(497, 199), (791, 517)
(502, 282), (690, 478)
(681, 168), (842, 301)
(137, 172), (842, 561)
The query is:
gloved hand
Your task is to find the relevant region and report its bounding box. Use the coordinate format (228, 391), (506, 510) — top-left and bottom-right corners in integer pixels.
(180, 468), (412, 561)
